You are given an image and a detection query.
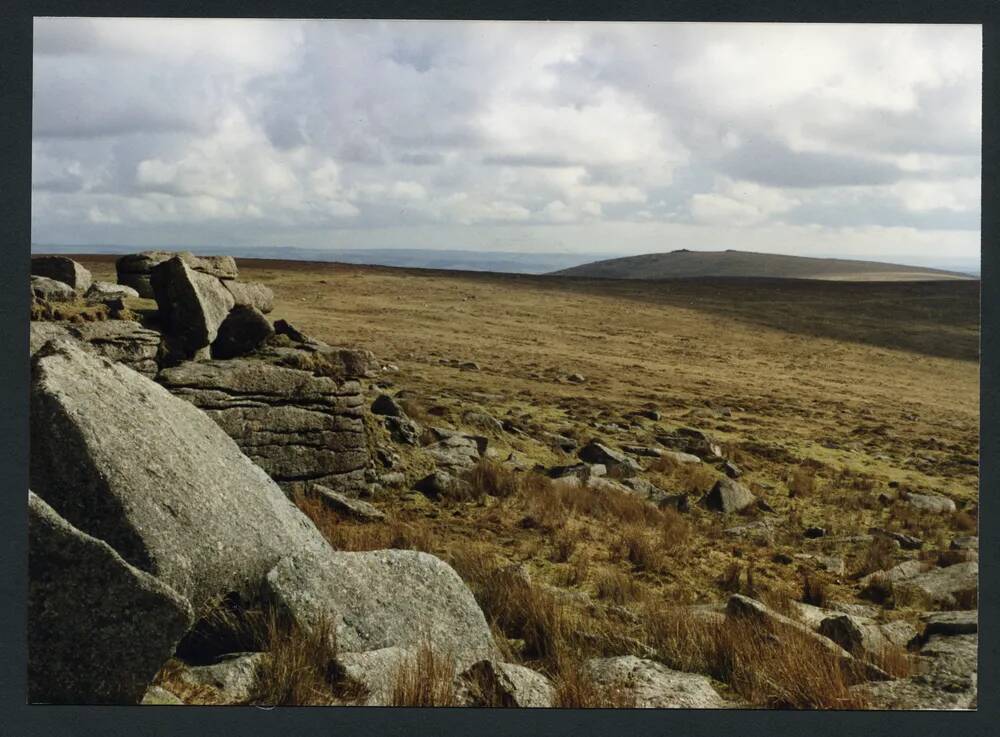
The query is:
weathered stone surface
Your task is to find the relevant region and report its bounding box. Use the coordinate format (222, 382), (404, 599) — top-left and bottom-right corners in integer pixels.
(584, 656), (726, 708)
(819, 614), (894, 659)
(30, 341), (330, 616)
(661, 450), (703, 465)
(86, 281), (140, 303)
(314, 485), (385, 521)
(723, 518), (777, 543)
(424, 429), (485, 472)
(864, 560), (979, 610)
(658, 428), (723, 460)
(855, 634), (977, 709)
(176, 653), (266, 703)
(921, 610), (977, 638)
(28, 491), (194, 704)
(385, 415), (421, 445)
(223, 280), (274, 313)
(870, 527), (923, 550)
(414, 470), (465, 498)
(701, 478), (756, 514)
(150, 257), (235, 357)
(32, 256), (92, 292)
(211, 305), (274, 359)
(263, 549), (496, 671)
(950, 535), (978, 551)
(901, 490), (956, 514)
(73, 320), (161, 376)
(336, 646), (412, 706)
(29, 322), (73, 356)
(622, 445), (664, 458)
(158, 357), (368, 494)
(31, 275), (76, 302)
(459, 660), (554, 707)
(578, 440), (640, 476)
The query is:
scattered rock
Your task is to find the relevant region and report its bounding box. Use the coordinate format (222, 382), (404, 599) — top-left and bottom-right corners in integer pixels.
(31, 341), (330, 616)
(724, 518), (777, 543)
(661, 450), (703, 465)
(720, 460), (742, 478)
(424, 430), (485, 472)
(542, 431), (577, 452)
(566, 373), (585, 383)
(385, 415), (421, 445)
(633, 408), (661, 421)
(414, 470), (464, 498)
(900, 491), (956, 514)
(223, 281), (274, 314)
(459, 361), (481, 370)
(158, 357), (368, 495)
(950, 535), (978, 551)
(861, 560), (978, 610)
(621, 445), (664, 458)
(870, 527), (923, 550)
(141, 685), (184, 705)
(659, 428), (724, 460)
(263, 549), (496, 671)
(578, 440), (640, 477)
(211, 305), (274, 359)
(31, 256), (92, 292)
(85, 281), (140, 303)
(28, 491), (194, 704)
(31, 275), (76, 302)
(818, 614), (895, 660)
(175, 652), (266, 703)
(462, 410), (504, 433)
(584, 656), (726, 708)
(459, 660), (554, 707)
(150, 257), (235, 358)
(701, 478), (756, 514)
(803, 526), (826, 539)
(313, 485), (385, 522)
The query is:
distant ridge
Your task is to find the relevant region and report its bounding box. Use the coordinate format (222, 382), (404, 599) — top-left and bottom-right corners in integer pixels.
(549, 249), (974, 282)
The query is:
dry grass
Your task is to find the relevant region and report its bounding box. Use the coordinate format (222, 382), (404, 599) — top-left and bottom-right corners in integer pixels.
(801, 574), (827, 607)
(594, 567), (644, 604)
(853, 536), (898, 578)
(462, 459), (521, 499)
(952, 509), (977, 533)
(292, 490), (434, 552)
(642, 605), (869, 709)
(788, 467), (818, 498)
(390, 642), (459, 707)
(648, 456), (718, 494)
(551, 658), (637, 708)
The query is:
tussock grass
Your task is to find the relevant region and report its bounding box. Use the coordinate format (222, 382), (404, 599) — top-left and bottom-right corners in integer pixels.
(788, 466), (818, 498)
(390, 642), (459, 707)
(462, 459), (521, 499)
(641, 605), (869, 709)
(292, 490), (433, 552)
(647, 455), (718, 494)
(594, 567), (644, 604)
(551, 658), (637, 708)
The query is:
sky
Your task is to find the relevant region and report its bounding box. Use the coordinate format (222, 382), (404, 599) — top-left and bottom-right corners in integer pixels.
(31, 19), (982, 268)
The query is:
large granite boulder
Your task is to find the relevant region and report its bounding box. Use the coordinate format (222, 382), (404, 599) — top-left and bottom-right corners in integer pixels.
(861, 560), (978, 610)
(584, 656), (726, 708)
(29, 340), (329, 616)
(223, 281), (274, 314)
(31, 275), (76, 302)
(458, 660), (554, 707)
(149, 257), (235, 357)
(211, 305), (274, 359)
(157, 358), (369, 494)
(31, 256), (92, 292)
(28, 491), (194, 704)
(262, 548), (497, 672)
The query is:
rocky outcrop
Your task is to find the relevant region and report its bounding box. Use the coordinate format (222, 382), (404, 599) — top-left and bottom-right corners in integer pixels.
(30, 340), (329, 616)
(223, 280), (274, 314)
(313, 485), (385, 521)
(31, 256), (92, 292)
(861, 560), (978, 610)
(584, 656), (726, 708)
(174, 653), (266, 703)
(263, 549), (496, 672)
(28, 491), (194, 704)
(157, 357), (368, 494)
(150, 257), (235, 358)
(578, 440), (640, 477)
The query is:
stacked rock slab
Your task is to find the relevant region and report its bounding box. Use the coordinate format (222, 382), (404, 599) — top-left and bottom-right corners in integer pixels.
(117, 250), (238, 298)
(31, 255), (92, 292)
(151, 257), (235, 360)
(29, 321), (162, 378)
(158, 356), (369, 495)
(28, 491), (194, 704)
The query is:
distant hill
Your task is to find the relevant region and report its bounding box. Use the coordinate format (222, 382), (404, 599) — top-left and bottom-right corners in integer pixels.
(32, 244), (615, 276)
(549, 249), (975, 281)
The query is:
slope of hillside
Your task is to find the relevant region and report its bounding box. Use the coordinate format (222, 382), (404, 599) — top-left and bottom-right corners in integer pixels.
(551, 249), (974, 281)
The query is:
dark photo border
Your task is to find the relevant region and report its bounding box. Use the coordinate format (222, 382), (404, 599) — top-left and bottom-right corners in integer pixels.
(1, 2), (996, 736)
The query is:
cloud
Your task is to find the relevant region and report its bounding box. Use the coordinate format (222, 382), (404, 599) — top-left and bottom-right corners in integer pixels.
(30, 19), (981, 267)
